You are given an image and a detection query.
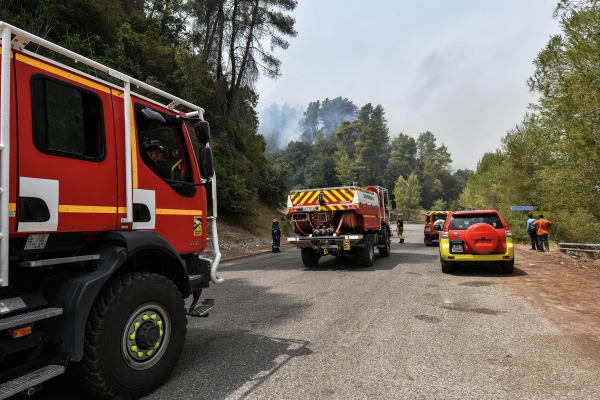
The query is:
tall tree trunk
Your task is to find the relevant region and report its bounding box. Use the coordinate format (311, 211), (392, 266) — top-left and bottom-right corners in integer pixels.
(235, 0), (259, 94)
(226, 0), (239, 117)
(215, 1), (226, 115)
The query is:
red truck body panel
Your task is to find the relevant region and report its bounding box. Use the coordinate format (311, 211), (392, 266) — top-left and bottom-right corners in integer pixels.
(7, 48), (207, 255)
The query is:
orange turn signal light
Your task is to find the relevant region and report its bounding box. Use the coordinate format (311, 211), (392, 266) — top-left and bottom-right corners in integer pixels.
(503, 256), (510, 259)
(12, 326), (32, 338)
(448, 256), (455, 259)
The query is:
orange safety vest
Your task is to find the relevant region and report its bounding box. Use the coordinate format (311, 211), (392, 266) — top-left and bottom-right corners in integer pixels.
(532, 218), (552, 235)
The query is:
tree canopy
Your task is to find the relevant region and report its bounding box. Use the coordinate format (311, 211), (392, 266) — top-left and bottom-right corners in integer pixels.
(1, 0), (297, 215)
(458, 0), (600, 243)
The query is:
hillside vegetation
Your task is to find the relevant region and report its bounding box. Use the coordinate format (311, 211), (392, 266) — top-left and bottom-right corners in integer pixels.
(267, 101), (471, 220)
(457, 0), (600, 244)
(2, 0), (295, 216)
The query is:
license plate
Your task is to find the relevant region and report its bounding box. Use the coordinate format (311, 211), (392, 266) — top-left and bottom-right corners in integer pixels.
(452, 244), (463, 253)
(302, 206), (318, 211)
(24, 234), (50, 250)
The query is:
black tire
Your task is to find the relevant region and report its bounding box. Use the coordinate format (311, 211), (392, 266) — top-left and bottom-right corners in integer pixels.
(424, 238), (431, 247)
(441, 257), (452, 273)
(74, 272), (187, 400)
(501, 259), (514, 274)
(301, 248), (320, 267)
(357, 237), (375, 267)
(378, 230), (391, 257)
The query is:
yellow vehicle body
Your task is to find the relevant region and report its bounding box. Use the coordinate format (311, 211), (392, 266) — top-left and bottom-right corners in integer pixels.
(439, 236), (514, 262)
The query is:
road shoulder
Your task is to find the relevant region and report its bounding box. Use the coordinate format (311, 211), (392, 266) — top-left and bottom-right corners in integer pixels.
(502, 243), (600, 362)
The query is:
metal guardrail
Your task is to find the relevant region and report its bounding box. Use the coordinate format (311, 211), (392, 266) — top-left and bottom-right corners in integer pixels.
(559, 243), (600, 254)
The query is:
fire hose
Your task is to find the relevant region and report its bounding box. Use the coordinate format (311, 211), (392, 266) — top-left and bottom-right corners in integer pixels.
(294, 218), (311, 236)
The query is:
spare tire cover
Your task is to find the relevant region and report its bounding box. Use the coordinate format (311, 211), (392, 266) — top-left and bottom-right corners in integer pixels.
(465, 223), (500, 254)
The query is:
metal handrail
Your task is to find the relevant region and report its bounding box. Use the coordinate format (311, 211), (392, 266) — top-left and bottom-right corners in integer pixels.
(209, 172), (223, 284)
(0, 27), (11, 286)
(559, 243), (600, 254)
(559, 243), (600, 248)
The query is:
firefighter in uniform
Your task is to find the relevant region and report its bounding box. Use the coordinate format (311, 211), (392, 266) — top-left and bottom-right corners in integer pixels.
(272, 219), (281, 253)
(397, 215), (404, 243)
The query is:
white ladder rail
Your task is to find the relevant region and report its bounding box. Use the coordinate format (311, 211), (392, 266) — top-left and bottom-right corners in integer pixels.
(0, 26), (12, 287)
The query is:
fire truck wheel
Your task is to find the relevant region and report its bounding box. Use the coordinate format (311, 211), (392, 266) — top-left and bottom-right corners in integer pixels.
(75, 272), (187, 400)
(357, 237), (375, 267)
(378, 230), (391, 257)
(301, 248), (321, 267)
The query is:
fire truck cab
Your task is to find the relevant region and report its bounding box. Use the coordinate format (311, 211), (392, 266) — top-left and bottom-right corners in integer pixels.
(0, 23), (222, 399)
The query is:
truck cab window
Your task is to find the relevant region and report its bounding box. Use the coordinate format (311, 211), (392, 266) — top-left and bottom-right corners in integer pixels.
(32, 75), (104, 160)
(139, 125), (189, 182)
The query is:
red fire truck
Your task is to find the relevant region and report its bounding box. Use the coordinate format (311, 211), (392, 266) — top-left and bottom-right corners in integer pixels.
(287, 185), (395, 267)
(0, 23), (223, 398)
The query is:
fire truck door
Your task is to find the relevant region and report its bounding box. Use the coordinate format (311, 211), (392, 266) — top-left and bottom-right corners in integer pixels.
(14, 54), (118, 233)
(128, 101), (207, 255)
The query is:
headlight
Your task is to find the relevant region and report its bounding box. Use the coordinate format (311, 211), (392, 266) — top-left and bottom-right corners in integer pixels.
(441, 232), (449, 239)
(505, 230), (512, 237)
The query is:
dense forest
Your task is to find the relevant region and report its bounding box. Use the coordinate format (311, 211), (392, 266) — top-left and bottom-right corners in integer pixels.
(265, 100), (471, 219)
(1, 0), (296, 216)
(457, 0), (600, 244)
(2, 0), (598, 243)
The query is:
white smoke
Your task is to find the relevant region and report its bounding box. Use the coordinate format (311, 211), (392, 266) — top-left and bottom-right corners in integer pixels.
(256, 102), (304, 152)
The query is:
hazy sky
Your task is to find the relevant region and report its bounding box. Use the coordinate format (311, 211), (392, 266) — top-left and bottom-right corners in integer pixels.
(255, 0), (561, 170)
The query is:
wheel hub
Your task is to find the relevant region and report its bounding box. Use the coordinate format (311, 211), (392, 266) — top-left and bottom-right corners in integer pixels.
(121, 303), (171, 370)
(136, 322), (160, 349)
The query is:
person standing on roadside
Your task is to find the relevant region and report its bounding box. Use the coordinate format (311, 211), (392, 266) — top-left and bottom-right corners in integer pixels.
(272, 219), (281, 253)
(397, 215), (404, 243)
(526, 213), (539, 250)
(533, 214), (552, 252)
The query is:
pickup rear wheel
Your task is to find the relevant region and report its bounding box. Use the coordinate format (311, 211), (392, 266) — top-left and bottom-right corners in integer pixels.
(301, 248), (320, 267)
(357, 237), (375, 267)
(378, 230), (391, 257)
(441, 257), (453, 273)
(501, 259), (514, 274)
(75, 272), (187, 400)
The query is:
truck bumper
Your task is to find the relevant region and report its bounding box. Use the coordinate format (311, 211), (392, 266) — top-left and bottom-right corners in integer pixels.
(440, 238), (514, 262)
(287, 235), (364, 250)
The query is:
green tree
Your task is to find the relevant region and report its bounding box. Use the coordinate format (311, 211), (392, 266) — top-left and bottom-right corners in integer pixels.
(394, 172), (422, 220)
(334, 119), (363, 156)
(354, 118), (389, 185)
(357, 103), (374, 125)
(384, 133), (418, 191)
(334, 143), (356, 186)
(431, 198), (447, 211)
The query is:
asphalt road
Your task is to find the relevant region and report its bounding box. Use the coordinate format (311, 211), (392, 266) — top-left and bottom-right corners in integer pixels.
(39, 225), (600, 399)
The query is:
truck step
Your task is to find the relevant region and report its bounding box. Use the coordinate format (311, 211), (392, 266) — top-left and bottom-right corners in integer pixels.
(0, 308), (62, 331)
(0, 364), (64, 399)
(188, 299), (214, 318)
(20, 254), (100, 268)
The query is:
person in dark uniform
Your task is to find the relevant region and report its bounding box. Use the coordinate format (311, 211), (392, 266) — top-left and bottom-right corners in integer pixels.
(141, 141), (165, 176)
(397, 215), (404, 243)
(272, 219), (281, 253)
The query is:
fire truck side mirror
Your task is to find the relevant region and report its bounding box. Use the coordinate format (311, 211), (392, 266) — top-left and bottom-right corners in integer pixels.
(194, 121), (211, 145)
(200, 146), (214, 180)
(391, 200), (397, 209)
(139, 107), (166, 125)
